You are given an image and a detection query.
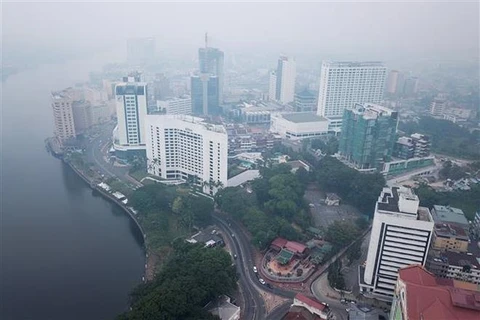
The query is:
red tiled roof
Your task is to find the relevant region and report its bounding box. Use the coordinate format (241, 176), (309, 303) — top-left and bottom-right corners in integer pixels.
(271, 237), (288, 248)
(398, 265), (480, 320)
(285, 241), (307, 254)
(295, 293), (327, 312)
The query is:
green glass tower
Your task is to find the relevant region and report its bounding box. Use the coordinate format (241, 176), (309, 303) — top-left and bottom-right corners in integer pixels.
(339, 103), (398, 171)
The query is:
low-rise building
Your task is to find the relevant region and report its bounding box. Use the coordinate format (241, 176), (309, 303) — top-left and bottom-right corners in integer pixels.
(282, 293), (329, 320)
(325, 193), (341, 206)
(270, 112), (329, 140)
(431, 205), (469, 229)
(156, 95), (192, 115)
(389, 265), (480, 320)
(432, 222), (470, 252)
(205, 295), (240, 320)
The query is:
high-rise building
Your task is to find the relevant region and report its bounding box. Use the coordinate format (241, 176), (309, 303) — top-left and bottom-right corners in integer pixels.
(274, 55), (296, 104)
(402, 77), (419, 96)
(294, 89), (316, 112)
(51, 90), (76, 144)
(72, 101), (93, 134)
(197, 33), (224, 105)
(113, 73), (148, 158)
(145, 115), (228, 194)
(126, 37), (155, 65)
(390, 265), (480, 320)
(191, 74), (219, 115)
(153, 73), (171, 101)
(386, 70), (400, 94)
(339, 103), (398, 171)
(268, 70), (277, 101)
(316, 61), (387, 118)
(156, 95), (192, 115)
(359, 186), (434, 301)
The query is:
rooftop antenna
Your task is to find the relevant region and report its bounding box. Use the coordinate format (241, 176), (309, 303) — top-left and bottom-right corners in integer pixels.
(205, 32), (208, 48)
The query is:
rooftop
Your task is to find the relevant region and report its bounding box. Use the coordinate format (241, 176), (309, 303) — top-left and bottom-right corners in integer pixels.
(282, 306), (322, 320)
(434, 223), (469, 240)
(147, 114), (227, 134)
(205, 295), (240, 320)
(398, 265), (480, 320)
(350, 103), (395, 119)
(227, 169), (260, 187)
(281, 112), (328, 123)
(324, 61), (385, 68)
(432, 205), (469, 226)
(294, 293), (328, 312)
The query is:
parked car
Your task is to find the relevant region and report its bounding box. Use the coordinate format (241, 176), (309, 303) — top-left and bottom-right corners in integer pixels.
(259, 278), (266, 285)
(253, 266), (258, 273)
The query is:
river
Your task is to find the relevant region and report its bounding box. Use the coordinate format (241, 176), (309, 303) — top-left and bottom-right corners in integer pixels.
(0, 52), (145, 320)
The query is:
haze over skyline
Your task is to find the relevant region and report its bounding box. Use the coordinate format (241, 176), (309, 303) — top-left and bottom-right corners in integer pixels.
(3, 1), (479, 64)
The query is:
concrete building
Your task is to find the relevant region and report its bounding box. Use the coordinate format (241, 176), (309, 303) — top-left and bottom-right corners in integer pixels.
(91, 104), (111, 125)
(113, 73), (148, 159)
(393, 133), (431, 160)
(389, 265), (480, 320)
(282, 293), (330, 320)
(191, 74), (219, 115)
(432, 222), (470, 253)
(152, 73), (171, 101)
(431, 205), (469, 228)
(126, 37), (155, 65)
(294, 89), (316, 112)
(402, 77), (419, 96)
(145, 115), (228, 194)
(268, 70), (277, 101)
(72, 101), (93, 134)
(360, 186), (434, 301)
(386, 70), (400, 94)
(206, 295), (240, 320)
(430, 93), (448, 116)
(427, 243), (480, 285)
(274, 55), (297, 104)
(270, 112), (329, 140)
(316, 61), (387, 118)
(156, 95), (192, 115)
(339, 103), (398, 171)
(51, 90), (76, 144)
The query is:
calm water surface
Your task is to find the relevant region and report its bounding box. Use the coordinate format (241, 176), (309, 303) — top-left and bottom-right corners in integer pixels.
(1, 54), (145, 320)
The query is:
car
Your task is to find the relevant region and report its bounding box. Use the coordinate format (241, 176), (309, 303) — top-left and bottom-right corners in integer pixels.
(231, 233), (235, 238)
(259, 278), (266, 285)
(309, 203), (315, 207)
(253, 266), (257, 273)
(233, 254), (237, 259)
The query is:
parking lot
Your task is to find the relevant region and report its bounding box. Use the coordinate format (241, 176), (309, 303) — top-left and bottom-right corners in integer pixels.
(304, 186), (361, 228)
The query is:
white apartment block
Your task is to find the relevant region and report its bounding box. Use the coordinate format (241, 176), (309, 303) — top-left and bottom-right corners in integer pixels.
(156, 95), (192, 115)
(360, 186), (434, 301)
(268, 70), (277, 101)
(114, 78), (148, 151)
(317, 61), (387, 118)
(51, 91), (76, 143)
(276, 56), (296, 104)
(145, 115), (228, 195)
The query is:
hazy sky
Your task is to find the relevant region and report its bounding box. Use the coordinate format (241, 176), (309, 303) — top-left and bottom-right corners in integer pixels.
(3, 1), (479, 62)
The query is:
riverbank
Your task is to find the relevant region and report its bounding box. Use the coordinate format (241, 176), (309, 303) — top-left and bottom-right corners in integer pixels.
(56, 149), (156, 281)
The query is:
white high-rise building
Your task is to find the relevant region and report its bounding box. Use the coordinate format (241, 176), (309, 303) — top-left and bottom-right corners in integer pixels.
(113, 73), (148, 158)
(145, 115), (228, 194)
(317, 61), (387, 118)
(51, 90), (76, 144)
(360, 186), (434, 301)
(268, 70), (277, 101)
(274, 56), (296, 104)
(156, 95), (192, 115)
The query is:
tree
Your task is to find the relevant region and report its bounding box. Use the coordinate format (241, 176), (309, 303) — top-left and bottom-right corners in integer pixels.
(117, 243), (237, 320)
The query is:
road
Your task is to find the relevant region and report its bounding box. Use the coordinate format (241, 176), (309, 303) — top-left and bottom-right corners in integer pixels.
(84, 123), (142, 188)
(213, 213), (296, 320)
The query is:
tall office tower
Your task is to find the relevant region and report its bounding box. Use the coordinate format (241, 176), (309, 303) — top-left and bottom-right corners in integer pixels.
(198, 34), (224, 103)
(268, 70), (277, 101)
(339, 103), (398, 171)
(191, 74), (219, 115)
(359, 186), (434, 301)
(402, 77), (419, 96)
(51, 90), (76, 144)
(316, 61), (387, 118)
(156, 95), (192, 115)
(113, 73), (148, 158)
(72, 101), (93, 134)
(153, 73), (171, 101)
(274, 55), (297, 104)
(386, 70), (400, 94)
(126, 37), (155, 65)
(294, 89), (317, 112)
(145, 115), (228, 195)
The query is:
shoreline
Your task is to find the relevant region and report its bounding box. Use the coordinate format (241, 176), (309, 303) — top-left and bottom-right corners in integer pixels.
(59, 153), (154, 281)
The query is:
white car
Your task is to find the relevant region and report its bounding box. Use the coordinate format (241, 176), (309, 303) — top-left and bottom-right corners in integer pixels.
(253, 266), (258, 273)
(259, 278), (266, 285)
